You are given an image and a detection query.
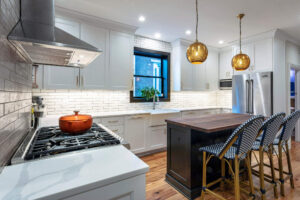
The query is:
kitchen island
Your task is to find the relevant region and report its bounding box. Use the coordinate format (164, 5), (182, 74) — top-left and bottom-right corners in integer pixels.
(165, 113), (252, 199)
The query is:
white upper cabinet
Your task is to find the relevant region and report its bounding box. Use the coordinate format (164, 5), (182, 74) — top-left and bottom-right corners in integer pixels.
(219, 49), (233, 79)
(172, 39), (219, 91)
(41, 15), (135, 90)
(44, 65), (80, 89)
(108, 31), (134, 90)
(43, 18), (81, 89)
(180, 45), (194, 90)
(80, 24), (108, 89)
(205, 49), (219, 90)
(253, 38), (273, 72)
(231, 37), (274, 75)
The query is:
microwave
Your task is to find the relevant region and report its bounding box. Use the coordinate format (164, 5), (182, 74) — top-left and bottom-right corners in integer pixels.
(219, 79), (232, 90)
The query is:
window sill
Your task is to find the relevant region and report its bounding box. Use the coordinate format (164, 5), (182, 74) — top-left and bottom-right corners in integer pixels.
(129, 91), (170, 103)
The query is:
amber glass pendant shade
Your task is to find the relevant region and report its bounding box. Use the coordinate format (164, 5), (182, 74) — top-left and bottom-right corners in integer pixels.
(186, 0), (208, 64)
(232, 53), (250, 71)
(186, 41), (208, 64)
(232, 13), (250, 71)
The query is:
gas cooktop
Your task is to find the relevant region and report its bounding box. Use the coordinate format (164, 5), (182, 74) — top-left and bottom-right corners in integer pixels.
(25, 123), (120, 160)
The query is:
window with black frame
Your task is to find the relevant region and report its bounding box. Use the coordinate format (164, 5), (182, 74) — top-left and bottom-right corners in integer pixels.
(130, 47), (170, 102)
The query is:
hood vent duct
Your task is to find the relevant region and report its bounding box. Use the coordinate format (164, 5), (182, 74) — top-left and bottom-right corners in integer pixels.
(8, 0), (102, 67)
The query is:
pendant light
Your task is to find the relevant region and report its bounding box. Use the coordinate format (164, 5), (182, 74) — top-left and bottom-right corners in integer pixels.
(186, 0), (208, 64)
(232, 14), (250, 71)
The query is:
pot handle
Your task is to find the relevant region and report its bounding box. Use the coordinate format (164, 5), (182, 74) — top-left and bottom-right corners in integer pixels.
(74, 110), (79, 115)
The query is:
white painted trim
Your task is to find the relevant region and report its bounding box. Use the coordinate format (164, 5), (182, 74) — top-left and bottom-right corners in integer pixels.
(228, 29), (277, 46)
(289, 64), (300, 142)
(171, 38), (221, 51)
(55, 6), (138, 34)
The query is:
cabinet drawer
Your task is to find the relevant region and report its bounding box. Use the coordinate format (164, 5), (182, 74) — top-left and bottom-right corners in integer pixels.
(181, 111), (200, 118)
(150, 113), (181, 126)
(102, 116), (124, 126)
(106, 125), (124, 136)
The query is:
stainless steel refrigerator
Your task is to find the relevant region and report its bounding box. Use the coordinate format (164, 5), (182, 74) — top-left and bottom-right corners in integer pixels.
(232, 72), (273, 116)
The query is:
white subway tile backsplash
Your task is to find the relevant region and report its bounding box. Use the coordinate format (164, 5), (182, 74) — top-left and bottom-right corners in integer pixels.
(33, 89), (232, 115)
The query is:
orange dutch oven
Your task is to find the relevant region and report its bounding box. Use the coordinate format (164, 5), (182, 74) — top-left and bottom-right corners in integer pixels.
(59, 111), (93, 134)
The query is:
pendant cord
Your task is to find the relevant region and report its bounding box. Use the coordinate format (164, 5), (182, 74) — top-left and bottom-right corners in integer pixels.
(239, 16), (242, 53)
(196, 0), (198, 41)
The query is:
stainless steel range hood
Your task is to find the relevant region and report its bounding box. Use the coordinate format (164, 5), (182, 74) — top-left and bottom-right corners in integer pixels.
(8, 0), (102, 67)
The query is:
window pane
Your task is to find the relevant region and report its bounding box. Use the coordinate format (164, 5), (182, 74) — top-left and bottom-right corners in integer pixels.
(134, 77), (162, 97)
(134, 55), (161, 77)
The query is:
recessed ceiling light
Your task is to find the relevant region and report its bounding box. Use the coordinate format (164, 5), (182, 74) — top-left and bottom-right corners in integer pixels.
(185, 30), (192, 35)
(218, 40), (224, 44)
(154, 33), (161, 39)
(139, 16), (145, 22)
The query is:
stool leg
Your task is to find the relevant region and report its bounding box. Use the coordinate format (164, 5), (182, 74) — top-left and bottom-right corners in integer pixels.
(200, 151), (207, 200)
(259, 147), (266, 200)
(269, 145), (278, 198)
(278, 143), (285, 196)
(246, 153), (255, 198)
(234, 155), (240, 200)
(285, 143), (294, 188)
(221, 159), (225, 190)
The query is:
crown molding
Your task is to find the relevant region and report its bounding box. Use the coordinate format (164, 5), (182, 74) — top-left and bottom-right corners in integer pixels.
(274, 29), (300, 46)
(171, 38), (220, 51)
(55, 6), (138, 34)
(228, 29), (277, 46)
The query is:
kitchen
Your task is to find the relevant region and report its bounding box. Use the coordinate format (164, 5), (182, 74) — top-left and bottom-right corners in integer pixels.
(0, 0), (300, 200)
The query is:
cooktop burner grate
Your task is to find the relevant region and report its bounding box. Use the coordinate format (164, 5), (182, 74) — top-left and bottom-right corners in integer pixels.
(25, 123), (120, 160)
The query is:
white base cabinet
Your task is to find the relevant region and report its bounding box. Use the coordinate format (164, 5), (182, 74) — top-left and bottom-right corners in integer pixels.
(147, 125), (167, 151)
(124, 115), (148, 154)
(95, 109), (231, 155)
(62, 174), (146, 200)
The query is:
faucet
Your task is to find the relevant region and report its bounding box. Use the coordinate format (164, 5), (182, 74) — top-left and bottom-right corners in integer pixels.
(153, 94), (159, 110)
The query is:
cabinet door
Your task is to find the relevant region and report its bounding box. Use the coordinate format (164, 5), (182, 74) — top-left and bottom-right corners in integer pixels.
(220, 49), (233, 79)
(43, 18), (81, 89)
(205, 50), (219, 90)
(147, 125), (167, 150)
(109, 31), (134, 90)
(181, 47), (194, 90)
(43, 65), (80, 89)
(80, 24), (108, 89)
(125, 115), (147, 154)
(254, 38), (273, 72)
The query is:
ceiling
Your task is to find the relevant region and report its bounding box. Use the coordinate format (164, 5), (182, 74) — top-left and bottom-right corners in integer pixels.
(55, 0), (300, 47)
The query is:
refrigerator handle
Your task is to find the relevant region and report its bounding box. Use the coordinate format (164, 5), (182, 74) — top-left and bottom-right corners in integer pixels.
(246, 80), (249, 113)
(250, 79), (254, 114)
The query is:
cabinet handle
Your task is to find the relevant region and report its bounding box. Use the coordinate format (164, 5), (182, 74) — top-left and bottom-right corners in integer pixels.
(76, 76), (79, 87)
(130, 116), (143, 120)
(186, 112), (195, 114)
(108, 120), (119, 123)
(81, 76), (84, 87)
(112, 129), (119, 132)
(150, 124), (166, 128)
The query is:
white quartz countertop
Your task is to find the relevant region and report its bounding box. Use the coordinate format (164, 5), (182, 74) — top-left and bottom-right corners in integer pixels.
(42, 107), (232, 118)
(0, 145), (149, 200)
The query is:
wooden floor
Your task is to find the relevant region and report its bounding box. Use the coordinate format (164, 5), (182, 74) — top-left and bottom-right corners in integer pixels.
(141, 141), (300, 200)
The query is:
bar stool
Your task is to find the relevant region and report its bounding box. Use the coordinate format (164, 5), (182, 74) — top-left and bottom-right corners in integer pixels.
(250, 112), (285, 200)
(199, 115), (264, 200)
(272, 110), (300, 196)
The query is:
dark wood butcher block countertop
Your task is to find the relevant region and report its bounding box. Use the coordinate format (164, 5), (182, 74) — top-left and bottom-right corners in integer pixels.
(165, 113), (252, 133)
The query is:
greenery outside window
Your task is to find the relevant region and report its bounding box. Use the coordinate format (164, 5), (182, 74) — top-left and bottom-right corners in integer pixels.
(130, 47), (170, 102)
